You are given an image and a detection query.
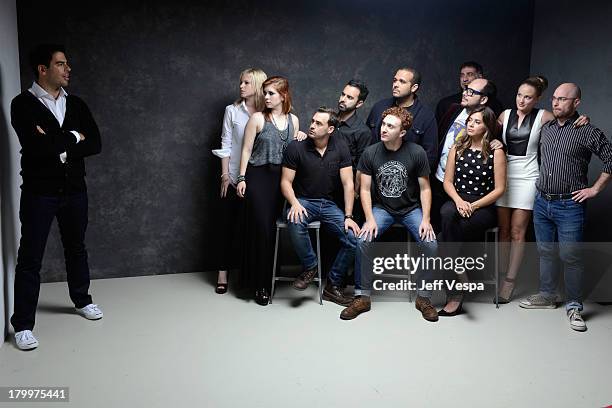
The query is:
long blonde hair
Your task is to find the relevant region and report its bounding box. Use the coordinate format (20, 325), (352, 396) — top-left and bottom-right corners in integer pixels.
(234, 68), (267, 112)
(455, 105), (497, 163)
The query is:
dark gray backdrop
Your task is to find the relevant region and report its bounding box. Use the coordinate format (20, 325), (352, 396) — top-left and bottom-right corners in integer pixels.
(530, 0), (612, 242)
(15, 0), (535, 281)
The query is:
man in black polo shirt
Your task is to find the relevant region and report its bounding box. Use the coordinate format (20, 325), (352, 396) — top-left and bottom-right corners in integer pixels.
(281, 107), (360, 306)
(10, 44), (103, 350)
(519, 83), (612, 332)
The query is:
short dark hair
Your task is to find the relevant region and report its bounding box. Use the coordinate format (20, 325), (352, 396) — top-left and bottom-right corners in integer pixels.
(316, 106), (339, 128)
(481, 79), (497, 98)
(460, 61), (483, 75)
(396, 67), (421, 86)
(29, 44), (66, 79)
(346, 79), (369, 102)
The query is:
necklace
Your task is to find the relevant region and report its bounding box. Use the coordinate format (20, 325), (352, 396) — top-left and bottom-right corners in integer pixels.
(271, 113), (289, 143)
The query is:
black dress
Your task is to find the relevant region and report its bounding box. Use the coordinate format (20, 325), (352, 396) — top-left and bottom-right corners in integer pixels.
(240, 117), (293, 291)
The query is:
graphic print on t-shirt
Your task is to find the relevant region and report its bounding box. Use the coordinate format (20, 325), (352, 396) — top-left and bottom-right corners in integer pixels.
(376, 160), (407, 198)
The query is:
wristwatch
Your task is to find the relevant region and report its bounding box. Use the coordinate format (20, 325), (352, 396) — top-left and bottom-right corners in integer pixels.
(344, 214), (354, 220)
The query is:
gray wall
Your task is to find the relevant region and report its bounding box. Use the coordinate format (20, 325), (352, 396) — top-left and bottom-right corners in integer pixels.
(1, 0), (21, 342)
(530, 0), (612, 242)
(530, 0), (612, 299)
(15, 0), (535, 281)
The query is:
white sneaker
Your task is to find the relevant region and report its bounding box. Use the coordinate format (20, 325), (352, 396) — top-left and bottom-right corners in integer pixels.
(15, 330), (39, 350)
(567, 309), (587, 332)
(76, 304), (104, 320)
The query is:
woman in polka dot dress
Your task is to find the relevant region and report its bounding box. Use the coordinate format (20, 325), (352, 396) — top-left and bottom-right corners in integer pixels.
(438, 105), (507, 316)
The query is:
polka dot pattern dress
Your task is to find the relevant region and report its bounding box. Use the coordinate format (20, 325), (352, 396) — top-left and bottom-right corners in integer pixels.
(454, 148), (494, 196)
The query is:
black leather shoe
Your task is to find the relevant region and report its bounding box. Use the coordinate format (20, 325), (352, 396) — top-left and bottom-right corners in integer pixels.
(322, 283), (353, 306)
(215, 282), (228, 294)
(255, 288), (270, 306)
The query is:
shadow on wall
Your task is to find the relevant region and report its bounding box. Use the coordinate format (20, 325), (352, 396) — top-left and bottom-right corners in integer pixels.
(0, 66), (18, 337)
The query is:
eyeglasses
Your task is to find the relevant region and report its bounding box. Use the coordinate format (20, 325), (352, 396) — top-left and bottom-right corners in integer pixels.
(463, 87), (484, 97)
(551, 96), (577, 103)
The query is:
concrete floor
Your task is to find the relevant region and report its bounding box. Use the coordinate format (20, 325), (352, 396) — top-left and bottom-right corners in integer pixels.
(1, 272), (611, 408)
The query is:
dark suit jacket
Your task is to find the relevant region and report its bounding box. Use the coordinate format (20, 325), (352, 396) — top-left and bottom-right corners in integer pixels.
(11, 90), (102, 195)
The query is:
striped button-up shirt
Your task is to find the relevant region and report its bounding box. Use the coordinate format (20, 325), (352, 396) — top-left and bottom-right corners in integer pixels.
(537, 113), (612, 194)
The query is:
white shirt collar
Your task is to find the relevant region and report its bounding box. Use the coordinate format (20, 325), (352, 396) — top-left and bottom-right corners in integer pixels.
(29, 81), (68, 100)
(239, 100), (250, 114)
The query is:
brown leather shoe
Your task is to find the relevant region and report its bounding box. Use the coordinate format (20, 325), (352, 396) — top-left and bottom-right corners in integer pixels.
(340, 296), (371, 320)
(293, 266), (318, 290)
(322, 283), (353, 306)
(415, 296), (439, 322)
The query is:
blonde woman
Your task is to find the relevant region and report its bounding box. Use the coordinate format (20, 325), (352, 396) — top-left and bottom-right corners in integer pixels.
(213, 68), (267, 294)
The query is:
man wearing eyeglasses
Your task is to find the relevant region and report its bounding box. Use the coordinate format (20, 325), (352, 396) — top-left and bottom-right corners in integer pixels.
(431, 78), (501, 230)
(519, 83), (612, 332)
(435, 61), (504, 122)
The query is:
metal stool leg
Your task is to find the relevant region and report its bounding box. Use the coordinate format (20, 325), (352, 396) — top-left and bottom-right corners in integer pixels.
(270, 226), (280, 304)
(316, 228), (323, 305)
(484, 227), (500, 308)
(494, 228), (499, 308)
(407, 240), (413, 303)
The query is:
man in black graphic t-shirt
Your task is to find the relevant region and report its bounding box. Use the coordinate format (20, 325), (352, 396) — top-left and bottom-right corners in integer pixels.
(340, 106), (439, 322)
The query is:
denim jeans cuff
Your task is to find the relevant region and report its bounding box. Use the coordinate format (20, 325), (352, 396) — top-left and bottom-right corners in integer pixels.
(538, 291), (556, 300)
(417, 290), (432, 298)
(327, 276), (342, 287)
(304, 262), (318, 271)
(565, 302), (583, 312)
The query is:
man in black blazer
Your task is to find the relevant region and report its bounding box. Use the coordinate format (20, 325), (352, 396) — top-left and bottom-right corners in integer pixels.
(10, 44), (102, 350)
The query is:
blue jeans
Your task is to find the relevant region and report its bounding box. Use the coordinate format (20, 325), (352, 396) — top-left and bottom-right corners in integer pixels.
(533, 193), (585, 311)
(286, 198), (357, 286)
(355, 206), (437, 297)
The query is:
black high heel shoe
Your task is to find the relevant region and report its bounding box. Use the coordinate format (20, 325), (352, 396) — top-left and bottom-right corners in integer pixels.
(255, 288), (270, 306)
(438, 296), (465, 317)
(215, 282), (228, 294)
(495, 277), (516, 304)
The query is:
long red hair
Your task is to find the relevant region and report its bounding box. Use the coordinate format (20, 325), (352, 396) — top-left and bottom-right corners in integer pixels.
(262, 76), (292, 118)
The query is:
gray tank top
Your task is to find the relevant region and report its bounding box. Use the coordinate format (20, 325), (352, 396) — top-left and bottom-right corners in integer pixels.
(249, 114), (294, 166)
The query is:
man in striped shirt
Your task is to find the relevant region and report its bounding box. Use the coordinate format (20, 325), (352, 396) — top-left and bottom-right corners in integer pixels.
(519, 83), (612, 332)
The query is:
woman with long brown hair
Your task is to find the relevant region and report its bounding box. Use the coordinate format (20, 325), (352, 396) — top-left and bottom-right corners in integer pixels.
(438, 105), (507, 316)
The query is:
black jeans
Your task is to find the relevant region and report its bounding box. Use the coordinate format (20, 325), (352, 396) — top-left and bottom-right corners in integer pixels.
(11, 190), (93, 332)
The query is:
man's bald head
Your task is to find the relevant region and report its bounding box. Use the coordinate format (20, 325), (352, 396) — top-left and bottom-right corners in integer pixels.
(552, 83), (582, 121)
(558, 83), (582, 99)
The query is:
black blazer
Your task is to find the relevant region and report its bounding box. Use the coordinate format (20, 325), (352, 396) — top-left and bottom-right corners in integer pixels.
(11, 90), (101, 195)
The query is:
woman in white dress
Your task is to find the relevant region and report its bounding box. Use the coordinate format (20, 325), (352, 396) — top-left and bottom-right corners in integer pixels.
(214, 68), (267, 294)
(496, 76), (588, 302)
